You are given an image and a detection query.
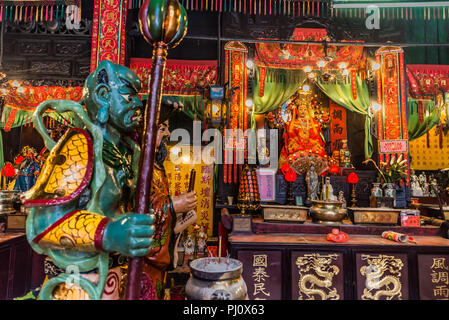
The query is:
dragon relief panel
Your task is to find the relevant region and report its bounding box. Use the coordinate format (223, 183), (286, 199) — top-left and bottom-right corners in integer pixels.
(359, 254), (404, 300)
(295, 253), (341, 300)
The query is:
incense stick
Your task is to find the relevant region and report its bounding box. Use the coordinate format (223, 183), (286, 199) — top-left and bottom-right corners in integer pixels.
(218, 236), (222, 263)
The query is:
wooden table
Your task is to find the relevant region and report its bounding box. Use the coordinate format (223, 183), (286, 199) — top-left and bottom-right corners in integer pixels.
(0, 232), (44, 300)
(230, 218), (449, 300)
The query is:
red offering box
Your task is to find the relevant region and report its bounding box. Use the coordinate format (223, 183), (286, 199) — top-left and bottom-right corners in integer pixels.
(400, 213), (421, 227)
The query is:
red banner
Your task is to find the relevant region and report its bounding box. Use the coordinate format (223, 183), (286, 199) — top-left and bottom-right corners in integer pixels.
(329, 101), (347, 152)
(254, 28), (365, 71)
(129, 58), (218, 96)
(90, 0), (129, 71)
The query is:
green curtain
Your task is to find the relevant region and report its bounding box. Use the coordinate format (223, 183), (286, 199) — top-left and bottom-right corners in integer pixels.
(140, 94), (205, 120)
(162, 95), (205, 120)
(252, 66), (305, 128)
(316, 76), (373, 159)
(407, 99), (439, 141)
(0, 106), (75, 130)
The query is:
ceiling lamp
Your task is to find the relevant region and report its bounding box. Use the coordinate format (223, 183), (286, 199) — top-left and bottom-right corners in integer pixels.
(304, 66), (312, 73)
(339, 62), (347, 69)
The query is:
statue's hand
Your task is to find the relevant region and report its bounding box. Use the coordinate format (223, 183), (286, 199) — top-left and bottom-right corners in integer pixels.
(172, 191), (198, 214)
(103, 213), (155, 257)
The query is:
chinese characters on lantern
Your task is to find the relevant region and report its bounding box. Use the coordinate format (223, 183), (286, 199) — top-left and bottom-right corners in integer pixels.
(252, 254), (271, 300)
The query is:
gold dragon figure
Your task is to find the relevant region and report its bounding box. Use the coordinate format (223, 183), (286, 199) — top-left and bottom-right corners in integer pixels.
(296, 253), (340, 300)
(360, 254), (403, 300)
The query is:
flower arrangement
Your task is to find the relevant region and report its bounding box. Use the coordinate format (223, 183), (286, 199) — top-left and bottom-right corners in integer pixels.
(363, 155), (407, 187)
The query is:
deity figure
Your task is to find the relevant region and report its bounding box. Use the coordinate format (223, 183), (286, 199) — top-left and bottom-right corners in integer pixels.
(197, 225), (208, 254)
(141, 102), (198, 300)
(410, 170), (422, 197)
(322, 177), (337, 201)
(279, 98), (328, 174)
(339, 140), (352, 168)
(184, 234), (195, 255)
(338, 191), (346, 208)
(429, 177), (439, 197)
(12, 146), (40, 192)
(418, 173), (429, 196)
(21, 61), (195, 300)
(305, 164), (320, 202)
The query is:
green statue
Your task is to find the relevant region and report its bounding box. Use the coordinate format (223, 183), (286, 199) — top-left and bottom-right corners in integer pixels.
(23, 61), (155, 300)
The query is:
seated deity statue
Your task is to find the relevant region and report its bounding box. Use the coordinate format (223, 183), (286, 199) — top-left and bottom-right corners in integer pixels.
(279, 99), (328, 175)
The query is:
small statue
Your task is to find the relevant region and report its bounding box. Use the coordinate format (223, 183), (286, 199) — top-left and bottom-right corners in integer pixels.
(306, 164), (320, 202)
(338, 191), (347, 208)
(429, 177), (439, 197)
(410, 170), (422, 197)
(322, 177), (337, 201)
(184, 234), (195, 255)
(418, 173), (429, 196)
(197, 225), (208, 254)
(12, 146), (40, 192)
(339, 140), (352, 168)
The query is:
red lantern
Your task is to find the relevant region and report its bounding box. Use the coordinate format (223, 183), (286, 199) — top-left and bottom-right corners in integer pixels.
(330, 164), (339, 175)
(285, 169), (297, 182)
(1, 163), (15, 177)
(348, 172), (359, 184)
(281, 162), (291, 175)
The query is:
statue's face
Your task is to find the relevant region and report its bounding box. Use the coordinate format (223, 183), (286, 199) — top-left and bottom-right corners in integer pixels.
(156, 120), (170, 148)
(107, 79), (143, 132)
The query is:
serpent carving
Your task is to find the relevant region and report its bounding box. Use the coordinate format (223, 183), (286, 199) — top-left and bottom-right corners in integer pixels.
(360, 255), (403, 300)
(296, 254), (340, 300)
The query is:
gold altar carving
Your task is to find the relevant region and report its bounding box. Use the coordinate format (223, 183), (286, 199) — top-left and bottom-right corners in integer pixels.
(295, 253), (340, 300)
(360, 254), (403, 300)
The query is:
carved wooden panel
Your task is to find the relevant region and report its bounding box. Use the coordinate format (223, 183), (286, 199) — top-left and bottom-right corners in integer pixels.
(291, 251), (344, 300)
(237, 250), (282, 300)
(356, 253), (408, 300)
(418, 254), (449, 300)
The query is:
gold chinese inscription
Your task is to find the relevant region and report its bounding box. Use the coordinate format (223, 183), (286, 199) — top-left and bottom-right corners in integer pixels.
(295, 253), (340, 300)
(252, 254), (271, 300)
(360, 254), (403, 300)
(430, 257), (449, 299)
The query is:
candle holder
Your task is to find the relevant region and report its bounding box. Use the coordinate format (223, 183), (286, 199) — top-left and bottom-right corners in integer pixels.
(347, 172), (359, 208)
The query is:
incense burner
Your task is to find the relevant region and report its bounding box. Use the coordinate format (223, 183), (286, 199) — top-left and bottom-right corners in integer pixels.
(185, 257), (247, 300)
(309, 200), (347, 225)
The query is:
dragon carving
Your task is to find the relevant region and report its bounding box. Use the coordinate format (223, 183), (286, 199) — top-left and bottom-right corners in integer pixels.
(296, 253), (340, 300)
(360, 255), (403, 300)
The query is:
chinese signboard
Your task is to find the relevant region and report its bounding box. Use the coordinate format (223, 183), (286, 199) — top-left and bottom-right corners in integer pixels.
(238, 251), (282, 300)
(378, 140), (408, 154)
(418, 255), (449, 300)
(256, 168), (275, 202)
(164, 146), (214, 237)
(329, 101), (347, 152)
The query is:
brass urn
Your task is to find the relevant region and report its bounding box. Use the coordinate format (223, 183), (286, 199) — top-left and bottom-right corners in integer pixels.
(309, 200), (347, 225)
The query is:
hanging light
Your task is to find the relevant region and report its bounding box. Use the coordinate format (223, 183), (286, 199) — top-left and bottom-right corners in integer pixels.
(304, 66), (312, 73)
(303, 84), (311, 92)
(317, 60), (326, 68)
(373, 103), (382, 112)
(245, 99), (254, 107)
(17, 87), (24, 94)
(338, 62), (347, 69)
(342, 69), (349, 76)
(11, 80), (20, 87)
(246, 59), (254, 69)
(372, 62), (381, 71)
(308, 72), (316, 79)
